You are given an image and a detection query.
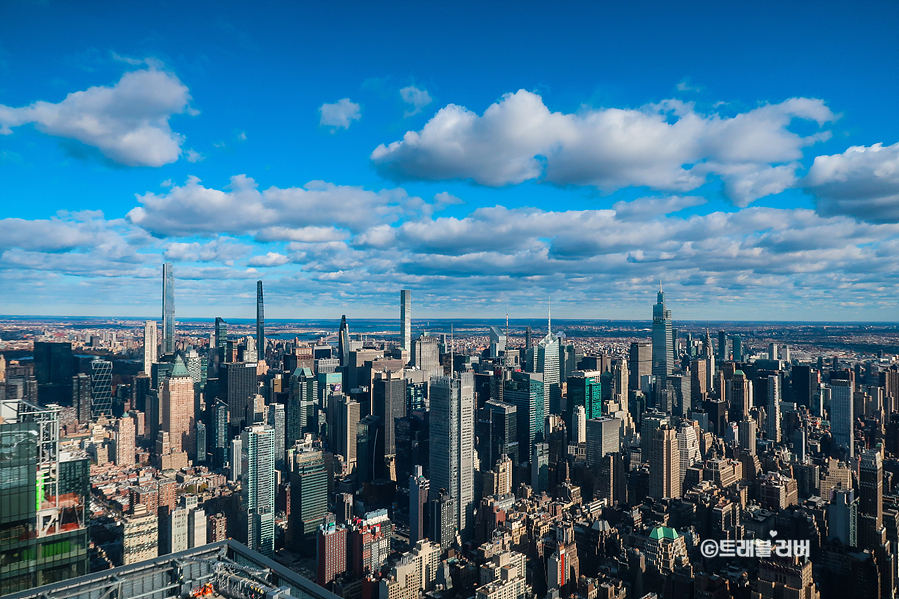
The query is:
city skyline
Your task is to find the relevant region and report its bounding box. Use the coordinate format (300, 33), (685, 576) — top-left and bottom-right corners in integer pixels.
(1, 2), (898, 321)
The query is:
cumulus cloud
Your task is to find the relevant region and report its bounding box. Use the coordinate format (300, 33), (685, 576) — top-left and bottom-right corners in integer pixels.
(0, 67), (194, 166)
(248, 252), (290, 267)
(803, 142), (899, 223)
(612, 196), (707, 221)
(400, 85), (432, 117)
(185, 149), (205, 163)
(0, 218), (99, 251)
(126, 175), (427, 237)
(163, 238), (248, 264)
(371, 91), (834, 205)
(319, 98), (361, 130)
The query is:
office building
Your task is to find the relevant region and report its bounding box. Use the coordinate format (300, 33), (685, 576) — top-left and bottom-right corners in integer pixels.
(732, 335), (743, 362)
(328, 393), (360, 472)
(410, 467), (429, 544)
(413, 336), (442, 377)
(210, 399), (229, 469)
(572, 405), (586, 444)
(161, 355), (195, 456)
(289, 447), (327, 553)
(586, 417), (620, 467)
(629, 341), (652, 391)
(241, 424), (275, 557)
(400, 289), (412, 351)
(221, 361), (259, 435)
(162, 263), (175, 354)
(726, 370), (753, 423)
(429, 373), (475, 541)
(188, 507), (206, 548)
(288, 367), (317, 445)
(338, 315), (350, 367)
(429, 488), (455, 552)
(568, 370), (602, 424)
(33, 342), (75, 405)
(489, 325), (507, 358)
(652, 286), (674, 384)
(831, 379), (854, 458)
(859, 449), (883, 528)
(90, 358), (113, 419)
(533, 324), (561, 415)
(503, 371), (544, 463)
(143, 321), (157, 375)
(372, 370), (406, 461)
(0, 401), (90, 593)
(317, 523), (348, 586)
(718, 330), (728, 362)
(477, 399), (519, 468)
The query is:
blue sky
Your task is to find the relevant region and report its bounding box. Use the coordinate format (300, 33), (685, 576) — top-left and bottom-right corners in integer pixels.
(1, 1), (898, 320)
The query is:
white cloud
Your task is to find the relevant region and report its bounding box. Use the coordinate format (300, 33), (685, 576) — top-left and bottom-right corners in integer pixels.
(319, 98), (361, 130)
(612, 196), (707, 221)
(126, 175), (426, 237)
(163, 238), (248, 264)
(371, 91), (834, 204)
(186, 149), (205, 162)
(238, 131), (247, 141)
(803, 142), (899, 223)
(0, 67), (195, 166)
(248, 252), (290, 267)
(400, 85), (433, 117)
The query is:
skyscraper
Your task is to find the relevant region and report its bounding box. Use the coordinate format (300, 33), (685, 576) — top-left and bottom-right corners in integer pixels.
(162, 355), (195, 455)
(266, 402), (286, 472)
(400, 289), (411, 351)
(726, 370), (753, 423)
(534, 323), (561, 414)
(289, 446), (327, 553)
(718, 330), (727, 362)
(221, 361), (259, 435)
(767, 375), (781, 442)
(143, 321), (157, 375)
(568, 370), (602, 423)
(288, 367), (318, 445)
(732, 334), (743, 362)
(372, 370), (407, 463)
(90, 357), (113, 418)
(410, 467), (429, 544)
(241, 424), (275, 557)
(429, 372), (475, 542)
(162, 263), (175, 354)
(338, 315), (350, 366)
(256, 280), (265, 363)
(652, 285), (674, 384)
(649, 423), (681, 500)
(629, 341), (652, 391)
(831, 379), (854, 458)
(503, 371), (545, 463)
(328, 393), (360, 472)
(477, 399), (519, 468)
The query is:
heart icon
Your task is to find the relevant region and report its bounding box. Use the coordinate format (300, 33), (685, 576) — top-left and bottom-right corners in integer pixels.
(769, 530), (778, 538)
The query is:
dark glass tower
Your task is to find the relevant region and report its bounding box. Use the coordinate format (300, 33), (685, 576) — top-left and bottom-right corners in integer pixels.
(162, 263), (175, 354)
(256, 281), (265, 362)
(338, 315), (350, 366)
(651, 284), (674, 384)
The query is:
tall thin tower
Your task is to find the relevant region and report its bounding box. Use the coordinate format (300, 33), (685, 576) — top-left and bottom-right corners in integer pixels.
(400, 290), (412, 351)
(162, 263), (175, 354)
(652, 282), (673, 384)
(256, 281), (265, 362)
(143, 320), (157, 374)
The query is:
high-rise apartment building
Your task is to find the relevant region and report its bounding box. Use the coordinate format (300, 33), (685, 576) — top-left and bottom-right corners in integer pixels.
(114, 416), (136, 467)
(143, 320), (157, 375)
(241, 424), (275, 557)
(266, 402), (286, 472)
(413, 336), (442, 377)
(649, 424), (681, 500)
(123, 504), (159, 564)
(429, 373), (475, 542)
(400, 289), (412, 351)
(767, 375), (781, 442)
(162, 263), (175, 354)
(256, 280), (265, 362)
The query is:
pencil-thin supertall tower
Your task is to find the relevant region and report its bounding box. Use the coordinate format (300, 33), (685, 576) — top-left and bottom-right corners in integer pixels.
(257, 281), (265, 362)
(162, 263), (175, 354)
(400, 290), (411, 351)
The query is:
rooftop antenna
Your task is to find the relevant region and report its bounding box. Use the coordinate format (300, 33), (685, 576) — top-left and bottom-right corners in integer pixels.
(659, 278), (663, 292)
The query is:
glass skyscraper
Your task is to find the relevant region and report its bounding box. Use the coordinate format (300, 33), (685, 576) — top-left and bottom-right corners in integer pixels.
(652, 285), (674, 384)
(256, 281), (265, 362)
(241, 424), (275, 557)
(89, 358), (112, 418)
